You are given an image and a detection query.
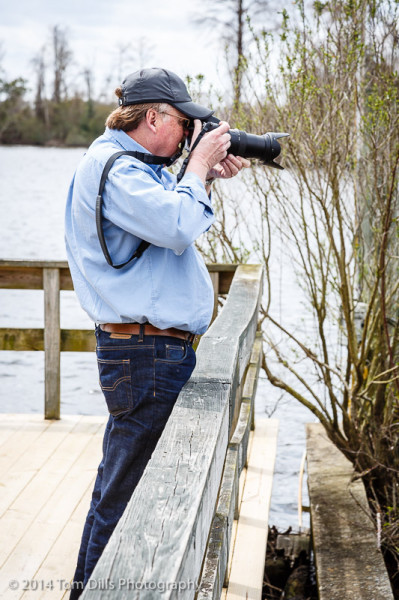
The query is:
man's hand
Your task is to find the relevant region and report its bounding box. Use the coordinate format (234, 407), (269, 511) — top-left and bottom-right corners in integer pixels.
(206, 154), (251, 181)
(185, 119), (250, 185)
(186, 120), (231, 180)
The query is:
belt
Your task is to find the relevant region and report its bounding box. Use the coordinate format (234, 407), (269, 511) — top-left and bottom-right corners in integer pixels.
(100, 322), (196, 343)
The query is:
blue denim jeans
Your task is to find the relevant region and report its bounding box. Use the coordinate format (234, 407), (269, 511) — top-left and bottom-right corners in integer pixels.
(69, 326), (196, 599)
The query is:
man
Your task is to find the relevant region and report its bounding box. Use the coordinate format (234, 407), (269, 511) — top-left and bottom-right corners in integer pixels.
(65, 67), (249, 598)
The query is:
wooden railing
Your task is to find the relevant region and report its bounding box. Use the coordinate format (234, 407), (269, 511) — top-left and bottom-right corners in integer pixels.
(80, 263), (264, 599)
(0, 259), (237, 419)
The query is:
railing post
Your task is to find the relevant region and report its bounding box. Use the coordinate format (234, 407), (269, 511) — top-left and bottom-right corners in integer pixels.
(43, 267), (60, 419)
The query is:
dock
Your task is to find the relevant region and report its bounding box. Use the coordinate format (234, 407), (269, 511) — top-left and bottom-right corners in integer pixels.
(0, 414), (106, 599)
(0, 261), (279, 599)
(0, 414), (277, 600)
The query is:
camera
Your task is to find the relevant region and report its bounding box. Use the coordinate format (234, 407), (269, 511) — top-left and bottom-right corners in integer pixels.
(188, 116), (289, 170)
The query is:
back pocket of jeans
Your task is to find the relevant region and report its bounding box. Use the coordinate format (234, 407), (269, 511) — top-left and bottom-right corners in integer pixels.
(97, 358), (133, 416)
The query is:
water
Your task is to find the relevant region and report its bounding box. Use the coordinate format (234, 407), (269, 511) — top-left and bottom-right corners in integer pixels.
(0, 145), (315, 529)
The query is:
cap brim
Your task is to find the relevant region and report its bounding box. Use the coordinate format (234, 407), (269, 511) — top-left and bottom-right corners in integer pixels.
(171, 100), (214, 120)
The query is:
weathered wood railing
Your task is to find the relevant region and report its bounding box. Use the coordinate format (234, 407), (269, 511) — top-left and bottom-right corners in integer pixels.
(80, 263), (265, 599)
(0, 259), (237, 419)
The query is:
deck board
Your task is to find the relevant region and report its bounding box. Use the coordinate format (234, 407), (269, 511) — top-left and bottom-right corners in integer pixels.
(25, 484), (95, 600)
(0, 417), (103, 565)
(0, 415), (106, 600)
(0, 416), (56, 479)
(223, 418), (278, 600)
(0, 416), (83, 510)
(0, 414), (44, 449)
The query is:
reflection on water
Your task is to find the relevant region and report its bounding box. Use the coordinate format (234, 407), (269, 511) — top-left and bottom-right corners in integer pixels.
(0, 145), (314, 529)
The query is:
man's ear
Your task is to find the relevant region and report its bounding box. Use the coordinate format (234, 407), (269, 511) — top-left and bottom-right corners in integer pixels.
(146, 109), (158, 133)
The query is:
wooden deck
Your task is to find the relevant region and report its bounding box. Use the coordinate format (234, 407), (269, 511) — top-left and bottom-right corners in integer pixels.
(0, 414), (106, 600)
(222, 418), (278, 600)
(0, 413), (277, 600)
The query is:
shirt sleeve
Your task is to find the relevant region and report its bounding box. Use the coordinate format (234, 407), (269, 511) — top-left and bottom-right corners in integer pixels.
(103, 159), (214, 254)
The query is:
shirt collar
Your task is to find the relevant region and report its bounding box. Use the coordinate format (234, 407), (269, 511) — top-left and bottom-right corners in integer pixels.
(104, 127), (164, 176)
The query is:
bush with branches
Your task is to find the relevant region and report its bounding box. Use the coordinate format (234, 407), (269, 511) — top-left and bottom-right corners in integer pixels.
(196, 0), (399, 586)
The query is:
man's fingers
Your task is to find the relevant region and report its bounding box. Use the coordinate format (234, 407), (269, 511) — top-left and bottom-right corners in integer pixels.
(221, 155), (250, 173)
(221, 134), (231, 153)
(238, 156), (251, 168)
(217, 121), (230, 133)
(220, 157), (239, 175)
(225, 155), (250, 169)
(190, 120), (233, 170)
(210, 154), (252, 180)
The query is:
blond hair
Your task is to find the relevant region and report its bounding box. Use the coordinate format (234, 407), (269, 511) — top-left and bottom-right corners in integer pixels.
(105, 87), (169, 131)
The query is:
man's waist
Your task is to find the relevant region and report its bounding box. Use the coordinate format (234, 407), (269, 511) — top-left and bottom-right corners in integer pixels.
(100, 323), (197, 344)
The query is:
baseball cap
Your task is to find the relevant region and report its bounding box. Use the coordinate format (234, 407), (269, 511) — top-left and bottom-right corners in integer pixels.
(119, 68), (214, 120)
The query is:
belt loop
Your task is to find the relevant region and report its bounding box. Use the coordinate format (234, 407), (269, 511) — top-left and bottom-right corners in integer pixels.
(138, 323), (145, 343)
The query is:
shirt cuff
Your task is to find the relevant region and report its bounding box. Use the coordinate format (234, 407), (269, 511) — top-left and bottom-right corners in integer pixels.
(176, 172), (213, 215)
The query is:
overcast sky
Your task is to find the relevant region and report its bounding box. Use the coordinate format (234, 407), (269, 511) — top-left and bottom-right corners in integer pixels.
(0, 0), (226, 100)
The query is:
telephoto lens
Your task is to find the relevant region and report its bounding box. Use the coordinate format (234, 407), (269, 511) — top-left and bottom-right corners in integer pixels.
(202, 121), (289, 169)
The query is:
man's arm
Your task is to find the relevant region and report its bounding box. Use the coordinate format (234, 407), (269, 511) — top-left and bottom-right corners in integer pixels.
(102, 163), (215, 254)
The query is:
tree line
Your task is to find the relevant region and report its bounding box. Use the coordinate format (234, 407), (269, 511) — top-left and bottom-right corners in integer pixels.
(0, 25), (116, 146)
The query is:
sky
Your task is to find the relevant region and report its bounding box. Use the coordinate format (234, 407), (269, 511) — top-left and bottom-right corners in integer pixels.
(0, 0), (227, 102)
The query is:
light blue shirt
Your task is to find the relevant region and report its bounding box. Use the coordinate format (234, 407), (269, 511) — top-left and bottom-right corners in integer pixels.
(65, 128), (215, 334)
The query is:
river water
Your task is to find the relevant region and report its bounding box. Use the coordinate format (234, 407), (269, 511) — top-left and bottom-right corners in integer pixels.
(0, 145), (316, 530)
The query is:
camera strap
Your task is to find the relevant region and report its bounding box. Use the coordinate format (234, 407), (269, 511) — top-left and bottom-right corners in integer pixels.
(176, 125), (210, 183)
(96, 149), (180, 269)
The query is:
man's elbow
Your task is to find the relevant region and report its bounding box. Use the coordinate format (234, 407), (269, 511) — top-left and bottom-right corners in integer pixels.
(170, 231), (196, 253)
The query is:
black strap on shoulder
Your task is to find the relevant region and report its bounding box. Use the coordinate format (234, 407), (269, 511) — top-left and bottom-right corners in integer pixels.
(96, 150), (170, 269)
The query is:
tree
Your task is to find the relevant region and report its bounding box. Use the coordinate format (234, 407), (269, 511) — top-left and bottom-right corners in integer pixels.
(82, 67), (94, 120)
(115, 43), (132, 87)
(198, 0), (399, 585)
(0, 77), (28, 142)
(51, 25), (72, 103)
(32, 46), (48, 124)
(193, 0), (274, 111)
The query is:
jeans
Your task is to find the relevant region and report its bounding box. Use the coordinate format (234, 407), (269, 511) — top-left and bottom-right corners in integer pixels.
(69, 326), (196, 599)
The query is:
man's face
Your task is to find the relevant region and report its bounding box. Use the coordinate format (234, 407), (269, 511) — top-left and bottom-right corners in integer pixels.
(155, 107), (190, 156)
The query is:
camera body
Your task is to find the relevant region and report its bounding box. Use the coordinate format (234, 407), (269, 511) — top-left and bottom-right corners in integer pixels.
(187, 116), (289, 169)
